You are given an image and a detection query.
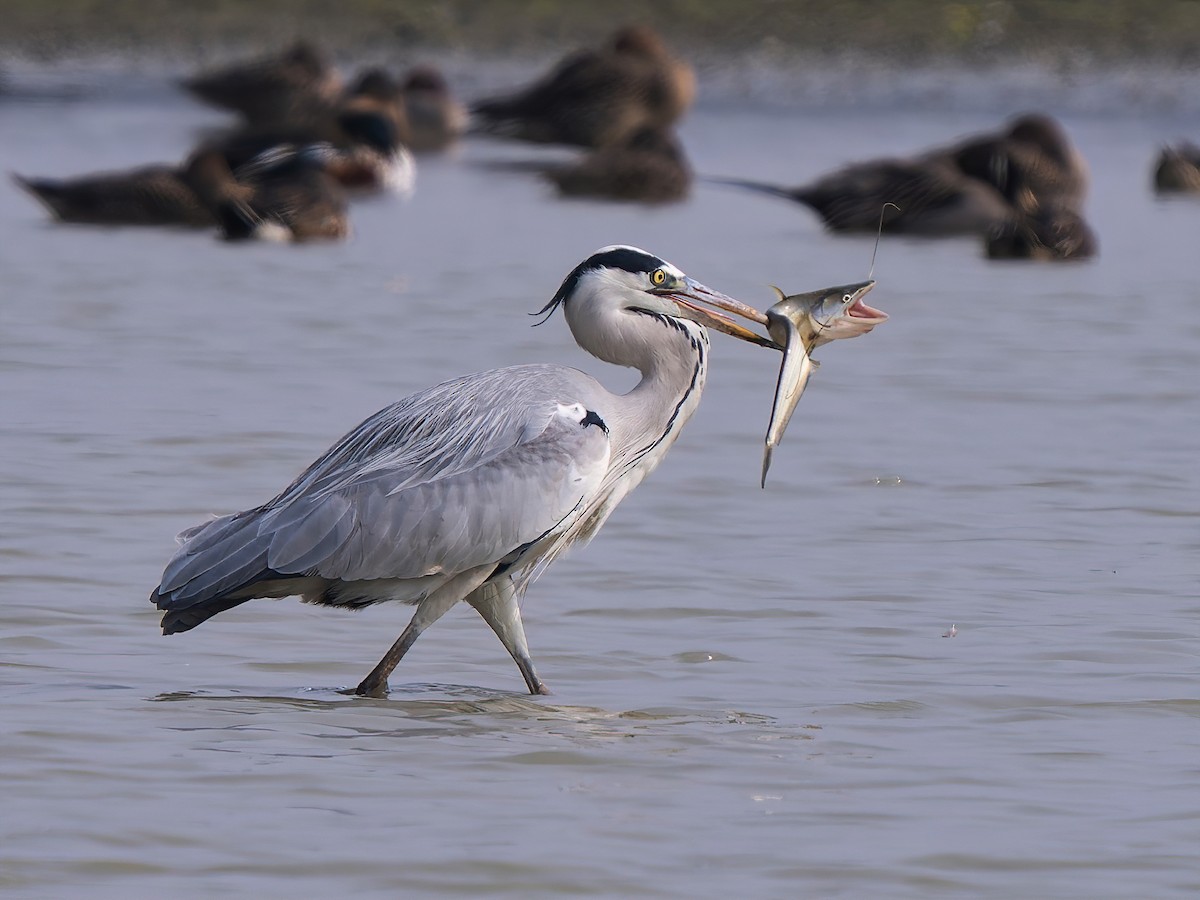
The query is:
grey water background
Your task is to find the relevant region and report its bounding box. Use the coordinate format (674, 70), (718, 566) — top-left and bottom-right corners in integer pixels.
(2, 60), (1199, 898)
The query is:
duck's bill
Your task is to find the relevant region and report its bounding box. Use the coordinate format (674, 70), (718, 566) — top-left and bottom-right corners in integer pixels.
(664, 278), (781, 349)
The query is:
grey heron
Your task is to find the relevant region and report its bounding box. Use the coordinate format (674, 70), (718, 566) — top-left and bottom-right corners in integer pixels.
(151, 246), (777, 696)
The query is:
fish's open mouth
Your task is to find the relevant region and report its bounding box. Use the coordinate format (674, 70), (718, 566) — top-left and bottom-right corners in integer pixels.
(816, 283), (887, 338)
(845, 294), (888, 325)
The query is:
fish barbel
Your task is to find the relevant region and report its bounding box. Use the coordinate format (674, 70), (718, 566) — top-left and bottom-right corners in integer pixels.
(761, 280), (887, 487)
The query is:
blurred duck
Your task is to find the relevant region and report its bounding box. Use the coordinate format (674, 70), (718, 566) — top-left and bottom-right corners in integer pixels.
(985, 202), (1097, 261)
(944, 112), (1089, 212)
(15, 143), (349, 242)
(213, 99), (416, 197)
(1152, 142), (1200, 193)
(13, 162), (218, 227)
(543, 125), (691, 203)
(471, 24), (695, 148)
(180, 40), (343, 124)
(324, 108), (416, 195)
(193, 143), (350, 242)
(260, 66), (412, 140)
(712, 113), (1087, 237)
(714, 157), (1014, 236)
(399, 65), (468, 153)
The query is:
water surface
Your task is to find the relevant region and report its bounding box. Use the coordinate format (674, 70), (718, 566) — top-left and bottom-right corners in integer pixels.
(2, 66), (1199, 898)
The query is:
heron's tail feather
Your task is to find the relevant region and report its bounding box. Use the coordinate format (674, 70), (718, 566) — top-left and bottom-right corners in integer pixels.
(155, 593), (254, 634)
(151, 509), (276, 630)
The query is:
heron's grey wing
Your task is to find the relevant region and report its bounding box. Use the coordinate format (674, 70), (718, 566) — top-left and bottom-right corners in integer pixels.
(156, 366), (610, 603)
(285, 404), (611, 581)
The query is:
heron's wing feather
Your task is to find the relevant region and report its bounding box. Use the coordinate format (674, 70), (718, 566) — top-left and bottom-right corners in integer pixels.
(271, 394), (610, 581)
(155, 366), (610, 603)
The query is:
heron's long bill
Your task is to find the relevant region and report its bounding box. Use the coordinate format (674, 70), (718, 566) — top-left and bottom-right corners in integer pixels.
(664, 277), (779, 349)
(761, 280), (886, 487)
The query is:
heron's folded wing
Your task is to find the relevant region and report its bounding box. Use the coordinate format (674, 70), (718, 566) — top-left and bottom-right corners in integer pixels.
(157, 367), (610, 602)
(264, 399), (611, 581)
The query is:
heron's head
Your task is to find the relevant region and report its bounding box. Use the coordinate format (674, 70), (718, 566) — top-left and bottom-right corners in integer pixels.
(536, 246), (776, 355)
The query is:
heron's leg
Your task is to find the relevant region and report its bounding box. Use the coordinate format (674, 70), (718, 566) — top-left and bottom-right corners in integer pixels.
(466, 577), (549, 695)
(355, 566), (494, 697)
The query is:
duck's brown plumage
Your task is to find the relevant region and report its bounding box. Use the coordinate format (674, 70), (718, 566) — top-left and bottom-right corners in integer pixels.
(204, 144), (350, 242)
(544, 125), (691, 203)
(944, 112), (1089, 213)
(16, 144), (349, 242)
(13, 165), (217, 227)
(472, 25), (695, 148)
(209, 87), (412, 196)
(985, 202), (1097, 261)
(398, 65), (468, 153)
(180, 40), (343, 124)
(730, 157), (1014, 236)
(715, 112), (1088, 237)
(216, 68), (413, 154)
(1153, 142), (1200, 194)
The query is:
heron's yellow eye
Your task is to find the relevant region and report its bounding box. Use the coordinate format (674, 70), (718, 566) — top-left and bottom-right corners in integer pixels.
(650, 268), (667, 286)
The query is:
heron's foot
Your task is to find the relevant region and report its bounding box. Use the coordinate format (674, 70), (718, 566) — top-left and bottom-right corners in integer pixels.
(354, 677), (389, 698)
(532, 681), (551, 696)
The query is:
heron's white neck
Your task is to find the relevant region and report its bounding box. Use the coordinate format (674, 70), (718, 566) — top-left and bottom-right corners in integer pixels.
(566, 298), (710, 484)
(620, 312), (709, 453)
(534, 294), (711, 568)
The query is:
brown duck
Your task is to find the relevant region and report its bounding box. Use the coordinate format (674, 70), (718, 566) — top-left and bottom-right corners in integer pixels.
(544, 125), (691, 203)
(194, 143), (350, 243)
(712, 155), (1015, 236)
(710, 113), (1087, 237)
(985, 202), (1097, 261)
(13, 162), (218, 227)
(399, 66), (469, 153)
(943, 112), (1089, 213)
(16, 144), (349, 242)
(471, 25), (695, 148)
(211, 87), (416, 197)
(1152, 142), (1200, 194)
(180, 40), (343, 124)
